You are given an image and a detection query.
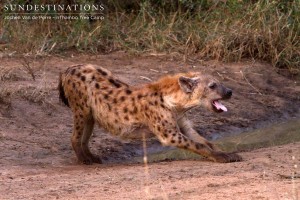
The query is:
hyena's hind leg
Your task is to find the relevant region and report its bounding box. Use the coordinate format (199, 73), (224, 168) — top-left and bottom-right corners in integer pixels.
(71, 112), (89, 164)
(81, 113), (102, 164)
(71, 111), (101, 165)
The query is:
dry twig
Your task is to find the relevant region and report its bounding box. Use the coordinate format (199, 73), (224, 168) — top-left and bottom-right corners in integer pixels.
(21, 57), (35, 81)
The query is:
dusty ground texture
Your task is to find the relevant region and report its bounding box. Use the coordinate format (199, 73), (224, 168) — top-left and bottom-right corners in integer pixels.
(0, 52), (299, 199)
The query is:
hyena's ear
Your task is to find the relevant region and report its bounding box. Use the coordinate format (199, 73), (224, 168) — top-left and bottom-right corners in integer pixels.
(178, 76), (198, 93)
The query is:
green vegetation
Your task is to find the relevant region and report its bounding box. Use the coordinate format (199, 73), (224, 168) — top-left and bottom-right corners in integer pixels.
(0, 0), (299, 73)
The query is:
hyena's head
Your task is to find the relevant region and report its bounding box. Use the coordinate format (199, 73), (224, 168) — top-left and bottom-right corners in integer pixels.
(178, 73), (232, 113)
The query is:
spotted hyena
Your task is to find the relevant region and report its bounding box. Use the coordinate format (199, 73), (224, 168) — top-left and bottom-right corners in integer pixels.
(58, 64), (242, 164)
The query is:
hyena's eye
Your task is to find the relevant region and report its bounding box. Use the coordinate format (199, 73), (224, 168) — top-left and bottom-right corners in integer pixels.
(208, 82), (217, 89)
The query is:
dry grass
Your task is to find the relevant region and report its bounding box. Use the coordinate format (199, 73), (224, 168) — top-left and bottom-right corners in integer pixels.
(0, 57), (51, 104)
(0, 1), (299, 74)
(16, 85), (50, 104)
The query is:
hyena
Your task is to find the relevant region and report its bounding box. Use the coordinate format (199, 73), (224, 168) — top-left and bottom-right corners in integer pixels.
(58, 64), (242, 164)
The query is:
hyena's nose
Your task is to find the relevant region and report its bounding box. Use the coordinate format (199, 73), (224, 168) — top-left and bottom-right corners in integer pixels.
(225, 89), (232, 98)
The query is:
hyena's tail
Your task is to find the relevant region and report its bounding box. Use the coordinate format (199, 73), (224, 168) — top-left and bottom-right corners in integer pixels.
(58, 73), (70, 107)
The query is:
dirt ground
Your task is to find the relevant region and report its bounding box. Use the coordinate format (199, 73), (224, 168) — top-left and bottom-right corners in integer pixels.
(0, 52), (299, 199)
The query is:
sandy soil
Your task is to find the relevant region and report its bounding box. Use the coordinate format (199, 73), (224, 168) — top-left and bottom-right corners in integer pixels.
(0, 52), (299, 199)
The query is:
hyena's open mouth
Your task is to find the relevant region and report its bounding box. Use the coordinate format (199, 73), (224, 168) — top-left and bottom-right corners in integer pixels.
(212, 99), (228, 113)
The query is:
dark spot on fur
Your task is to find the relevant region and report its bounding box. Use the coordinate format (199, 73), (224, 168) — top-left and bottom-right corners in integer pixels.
(171, 140), (176, 143)
(108, 90), (114, 95)
(195, 143), (204, 150)
(76, 126), (80, 130)
(145, 113), (150, 118)
(206, 142), (214, 149)
(124, 116), (129, 121)
(115, 119), (118, 123)
(104, 94), (109, 99)
(120, 96), (126, 101)
(157, 126), (161, 132)
(109, 78), (121, 88)
(137, 94), (143, 99)
(72, 83), (76, 89)
(71, 69), (76, 75)
(95, 83), (100, 89)
(154, 100), (158, 106)
(81, 76), (86, 82)
(160, 95), (164, 102)
(123, 107), (128, 113)
(144, 105), (149, 110)
(107, 103), (111, 111)
(92, 76), (95, 81)
(125, 89), (132, 95)
(79, 114), (83, 118)
(76, 73), (81, 78)
(131, 106), (138, 114)
(163, 133), (168, 138)
(113, 98), (117, 104)
(183, 137), (187, 142)
(160, 104), (166, 109)
(97, 68), (108, 76)
(184, 144), (190, 149)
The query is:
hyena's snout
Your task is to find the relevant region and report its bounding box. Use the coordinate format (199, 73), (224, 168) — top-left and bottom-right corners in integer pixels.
(211, 85), (233, 113)
(223, 87), (232, 99)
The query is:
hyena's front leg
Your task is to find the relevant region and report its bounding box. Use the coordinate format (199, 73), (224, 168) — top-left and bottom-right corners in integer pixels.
(178, 117), (242, 162)
(151, 122), (242, 163)
(178, 117), (220, 151)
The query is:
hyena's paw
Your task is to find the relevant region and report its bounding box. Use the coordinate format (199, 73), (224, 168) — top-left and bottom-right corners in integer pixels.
(90, 155), (103, 164)
(80, 158), (94, 165)
(211, 151), (242, 163)
(80, 155), (102, 165)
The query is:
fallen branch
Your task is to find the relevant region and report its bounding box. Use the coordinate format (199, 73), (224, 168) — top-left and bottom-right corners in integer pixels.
(240, 70), (263, 95)
(139, 76), (152, 81)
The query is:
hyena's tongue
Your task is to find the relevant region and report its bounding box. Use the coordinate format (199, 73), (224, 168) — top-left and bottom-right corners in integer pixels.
(213, 100), (228, 112)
